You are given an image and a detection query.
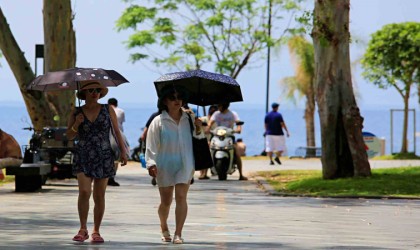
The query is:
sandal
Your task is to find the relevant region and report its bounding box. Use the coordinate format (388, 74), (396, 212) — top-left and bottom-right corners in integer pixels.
(161, 230), (171, 242)
(173, 235), (184, 244)
(72, 229), (89, 242)
(91, 232), (104, 243)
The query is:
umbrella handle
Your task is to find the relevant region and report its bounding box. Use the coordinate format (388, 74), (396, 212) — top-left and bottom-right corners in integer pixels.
(77, 81), (81, 107)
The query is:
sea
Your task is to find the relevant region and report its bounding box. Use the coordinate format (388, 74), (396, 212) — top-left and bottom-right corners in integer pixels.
(1, 103), (419, 157)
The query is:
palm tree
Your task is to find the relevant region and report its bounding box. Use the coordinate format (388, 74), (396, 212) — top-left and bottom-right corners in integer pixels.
(280, 36), (316, 151)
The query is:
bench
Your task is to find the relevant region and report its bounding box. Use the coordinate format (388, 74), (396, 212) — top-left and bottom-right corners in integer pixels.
(6, 163), (51, 192)
(289, 146), (322, 159)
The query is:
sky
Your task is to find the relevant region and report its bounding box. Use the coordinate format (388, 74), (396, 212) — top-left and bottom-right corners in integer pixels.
(0, 0), (419, 111)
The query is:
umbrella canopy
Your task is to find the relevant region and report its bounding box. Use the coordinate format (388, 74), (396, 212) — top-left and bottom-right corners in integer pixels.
(27, 67), (129, 91)
(154, 69), (243, 106)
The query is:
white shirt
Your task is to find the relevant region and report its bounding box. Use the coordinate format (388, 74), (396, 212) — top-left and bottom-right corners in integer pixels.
(145, 110), (204, 187)
(210, 110), (240, 128)
(113, 106), (125, 132)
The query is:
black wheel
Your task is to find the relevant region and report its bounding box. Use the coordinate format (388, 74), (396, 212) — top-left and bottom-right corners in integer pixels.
(216, 159), (228, 181)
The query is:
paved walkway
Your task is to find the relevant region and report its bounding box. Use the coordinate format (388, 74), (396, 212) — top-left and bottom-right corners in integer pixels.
(0, 159), (420, 249)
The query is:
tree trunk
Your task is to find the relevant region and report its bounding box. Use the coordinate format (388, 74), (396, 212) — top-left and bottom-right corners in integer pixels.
(0, 7), (55, 129)
(305, 79), (316, 147)
(43, 0), (76, 126)
(312, 0), (371, 179)
(400, 89), (411, 153)
(0, 2), (75, 130)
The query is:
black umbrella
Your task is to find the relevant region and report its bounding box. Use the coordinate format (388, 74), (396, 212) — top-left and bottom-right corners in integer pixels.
(154, 69), (243, 106)
(27, 67), (129, 91)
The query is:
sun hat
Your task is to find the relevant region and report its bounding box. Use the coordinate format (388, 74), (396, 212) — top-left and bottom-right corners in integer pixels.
(271, 102), (279, 108)
(76, 81), (108, 100)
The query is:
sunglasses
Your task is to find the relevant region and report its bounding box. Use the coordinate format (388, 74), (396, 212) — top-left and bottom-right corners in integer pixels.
(167, 94), (184, 101)
(87, 88), (102, 94)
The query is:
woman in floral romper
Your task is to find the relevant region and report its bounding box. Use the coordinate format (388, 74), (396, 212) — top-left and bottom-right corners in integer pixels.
(67, 81), (127, 243)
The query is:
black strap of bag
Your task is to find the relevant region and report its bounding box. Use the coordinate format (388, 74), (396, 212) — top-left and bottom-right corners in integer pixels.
(186, 113), (213, 171)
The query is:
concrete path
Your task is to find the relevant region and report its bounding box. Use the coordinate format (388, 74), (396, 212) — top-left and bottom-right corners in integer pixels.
(0, 159), (420, 249)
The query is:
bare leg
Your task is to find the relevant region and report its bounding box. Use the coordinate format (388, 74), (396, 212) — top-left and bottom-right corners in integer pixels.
(199, 169), (208, 178)
(174, 183), (190, 237)
(76, 173), (93, 231)
(92, 177), (108, 233)
(158, 186), (174, 233)
(267, 151), (273, 162)
(234, 145), (247, 180)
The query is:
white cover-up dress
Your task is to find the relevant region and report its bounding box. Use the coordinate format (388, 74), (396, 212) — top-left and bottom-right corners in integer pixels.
(145, 110), (205, 187)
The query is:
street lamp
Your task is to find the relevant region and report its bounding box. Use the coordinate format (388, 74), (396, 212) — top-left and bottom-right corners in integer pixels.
(34, 44), (44, 76)
(265, 0), (272, 114)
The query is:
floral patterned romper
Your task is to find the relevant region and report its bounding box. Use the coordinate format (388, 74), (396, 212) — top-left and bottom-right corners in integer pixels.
(72, 104), (116, 178)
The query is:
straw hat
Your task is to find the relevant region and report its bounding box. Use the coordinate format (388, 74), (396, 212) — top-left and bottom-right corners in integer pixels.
(76, 81), (108, 100)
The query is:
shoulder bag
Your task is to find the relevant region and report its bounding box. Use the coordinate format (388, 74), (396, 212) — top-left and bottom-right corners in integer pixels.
(186, 113), (214, 171)
(108, 105), (130, 160)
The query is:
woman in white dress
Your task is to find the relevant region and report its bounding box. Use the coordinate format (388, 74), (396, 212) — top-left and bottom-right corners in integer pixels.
(146, 86), (204, 244)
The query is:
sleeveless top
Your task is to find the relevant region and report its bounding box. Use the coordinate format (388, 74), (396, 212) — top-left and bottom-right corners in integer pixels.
(72, 104), (116, 178)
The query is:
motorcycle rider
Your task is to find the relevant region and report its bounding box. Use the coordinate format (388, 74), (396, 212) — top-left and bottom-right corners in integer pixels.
(205, 103), (248, 181)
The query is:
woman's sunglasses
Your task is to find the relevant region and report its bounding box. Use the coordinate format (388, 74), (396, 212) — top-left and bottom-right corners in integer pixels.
(167, 94), (184, 101)
(87, 88), (102, 94)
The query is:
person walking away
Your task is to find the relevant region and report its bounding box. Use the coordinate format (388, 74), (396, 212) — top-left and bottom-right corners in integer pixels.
(206, 102), (248, 180)
(146, 85), (204, 244)
(0, 129), (23, 180)
(107, 98), (127, 186)
(140, 110), (160, 186)
(199, 105), (218, 179)
(236, 138), (246, 156)
(67, 81), (128, 243)
(264, 102), (290, 165)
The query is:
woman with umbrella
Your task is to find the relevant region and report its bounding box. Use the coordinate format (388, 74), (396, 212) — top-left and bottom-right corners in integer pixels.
(146, 85), (204, 244)
(66, 81), (128, 243)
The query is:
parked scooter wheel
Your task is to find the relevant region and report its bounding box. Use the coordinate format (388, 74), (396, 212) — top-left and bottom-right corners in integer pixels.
(215, 159), (228, 181)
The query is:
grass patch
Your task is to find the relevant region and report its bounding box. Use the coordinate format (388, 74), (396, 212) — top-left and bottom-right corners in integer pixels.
(254, 167), (420, 198)
(373, 153), (420, 160)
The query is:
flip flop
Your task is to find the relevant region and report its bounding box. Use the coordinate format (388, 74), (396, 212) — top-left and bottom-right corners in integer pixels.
(173, 235), (184, 244)
(161, 230), (172, 242)
(91, 232), (104, 243)
(72, 229), (89, 242)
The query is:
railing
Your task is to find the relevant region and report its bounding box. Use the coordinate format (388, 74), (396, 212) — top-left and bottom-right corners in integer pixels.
(289, 146), (321, 159)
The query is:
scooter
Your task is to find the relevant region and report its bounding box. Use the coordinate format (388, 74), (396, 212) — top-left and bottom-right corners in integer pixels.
(22, 126), (75, 180)
(209, 121), (244, 180)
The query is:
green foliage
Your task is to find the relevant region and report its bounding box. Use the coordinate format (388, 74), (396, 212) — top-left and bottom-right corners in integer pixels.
(362, 22), (420, 154)
(116, 0), (304, 77)
(116, 6), (157, 30)
(257, 167), (420, 197)
(281, 36), (314, 102)
(361, 22), (420, 90)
